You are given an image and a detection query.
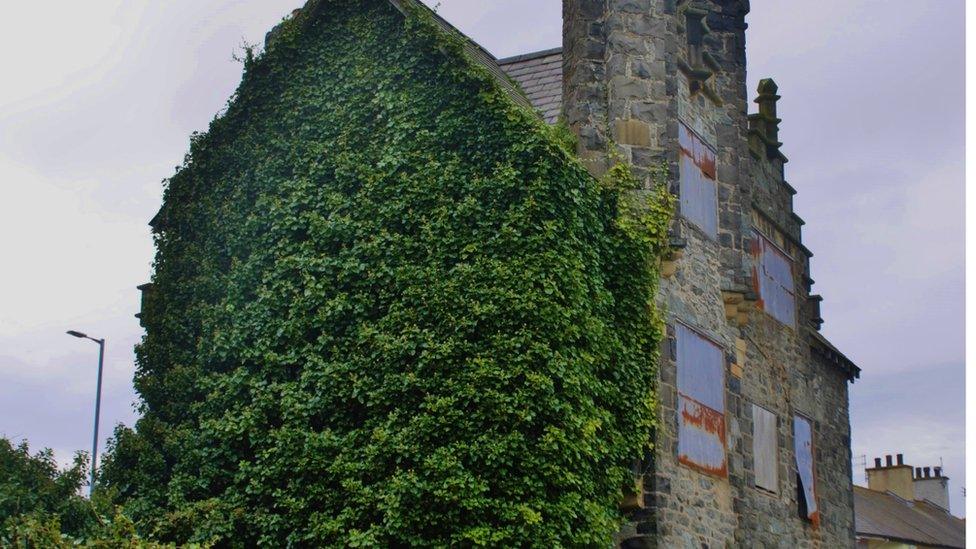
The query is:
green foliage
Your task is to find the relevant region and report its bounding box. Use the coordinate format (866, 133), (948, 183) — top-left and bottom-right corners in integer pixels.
(102, 0), (673, 546)
(0, 438), (92, 540)
(0, 438), (188, 547)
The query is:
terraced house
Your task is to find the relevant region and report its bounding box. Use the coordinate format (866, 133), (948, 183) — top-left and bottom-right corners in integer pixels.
(138, 0), (860, 546)
(503, 1), (860, 546)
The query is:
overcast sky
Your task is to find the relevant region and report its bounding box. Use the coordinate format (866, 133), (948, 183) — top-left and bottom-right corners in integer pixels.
(0, 0), (965, 515)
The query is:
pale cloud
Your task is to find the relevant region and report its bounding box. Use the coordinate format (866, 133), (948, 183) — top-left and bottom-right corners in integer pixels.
(0, 0), (300, 470)
(0, 157), (151, 336)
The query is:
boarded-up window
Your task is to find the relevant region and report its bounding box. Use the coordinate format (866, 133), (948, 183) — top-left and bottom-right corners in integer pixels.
(679, 122), (718, 238)
(794, 414), (819, 526)
(752, 230), (796, 326)
(752, 404), (778, 492)
(676, 323), (726, 477)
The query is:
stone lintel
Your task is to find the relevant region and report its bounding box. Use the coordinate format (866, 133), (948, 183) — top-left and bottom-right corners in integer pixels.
(614, 118), (654, 147)
(722, 290), (755, 326)
(661, 237), (687, 278)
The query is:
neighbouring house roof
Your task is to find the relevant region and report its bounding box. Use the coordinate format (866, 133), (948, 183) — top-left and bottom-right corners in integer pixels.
(854, 486), (965, 548)
(497, 48), (563, 124)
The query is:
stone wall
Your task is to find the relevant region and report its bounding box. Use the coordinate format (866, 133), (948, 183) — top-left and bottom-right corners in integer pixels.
(563, 1), (857, 547)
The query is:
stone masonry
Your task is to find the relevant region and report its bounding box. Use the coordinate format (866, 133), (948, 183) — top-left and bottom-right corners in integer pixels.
(556, 1), (861, 547)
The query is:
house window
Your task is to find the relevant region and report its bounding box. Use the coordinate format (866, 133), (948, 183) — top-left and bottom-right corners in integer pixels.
(794, 414), (819, 526)
(676, 323), (726, 477)
(752, 404), (778, 493)
(678, 122), (718, 237)
(752, 230), (796, 326)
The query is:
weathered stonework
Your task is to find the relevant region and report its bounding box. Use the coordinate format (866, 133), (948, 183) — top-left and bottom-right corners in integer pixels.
(560, 1), (859, 547)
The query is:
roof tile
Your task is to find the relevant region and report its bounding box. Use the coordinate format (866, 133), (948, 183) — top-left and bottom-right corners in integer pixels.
(855, 486), (965, 548)
(498, 48), (564, 124)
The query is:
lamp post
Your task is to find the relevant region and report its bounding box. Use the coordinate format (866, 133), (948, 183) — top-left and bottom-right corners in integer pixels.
(66, 330), (105, 497)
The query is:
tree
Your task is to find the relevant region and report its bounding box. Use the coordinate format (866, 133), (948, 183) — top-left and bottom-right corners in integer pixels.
(0, 438), (92, 540)
(0, 437), (205, 548)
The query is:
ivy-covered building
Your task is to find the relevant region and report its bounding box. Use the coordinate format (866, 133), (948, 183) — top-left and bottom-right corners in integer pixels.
(132, 0), (860, 547)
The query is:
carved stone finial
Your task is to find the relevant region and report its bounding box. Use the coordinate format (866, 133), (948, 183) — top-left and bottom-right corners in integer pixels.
(757, 77), (779, 96)
(748, 78), (786, 161)
(756, 78), (781, 142)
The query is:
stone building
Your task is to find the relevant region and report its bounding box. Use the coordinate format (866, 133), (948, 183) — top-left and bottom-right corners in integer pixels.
(503, 1), (860, 546)
(139, 0), (861, 546)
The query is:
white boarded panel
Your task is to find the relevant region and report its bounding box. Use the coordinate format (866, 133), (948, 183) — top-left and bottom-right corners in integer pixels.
(794, 415), (819, 524)
(676, 323), (724, 413)
(752, 404), (778, 492)
(753, 230), (796, 327)
(676, 323), (726, 477)
(763, 237), (794, 292)
(678, 123), (718, 238)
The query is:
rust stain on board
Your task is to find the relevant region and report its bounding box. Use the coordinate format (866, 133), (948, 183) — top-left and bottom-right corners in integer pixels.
(750, 266), (765, 312)
(699, 150), (716, 179)
(681, 398), (726, 438)
(677, 395), (728, 478)
(678, 122), (717, 179)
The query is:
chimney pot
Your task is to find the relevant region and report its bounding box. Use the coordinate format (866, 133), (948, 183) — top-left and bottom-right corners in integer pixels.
(885, 455), (893, 467)
(935, 467), (942, 478)
(874, 457), (882, 468)
(916, 467), (923, 478)
(896, 454), (904, 465)
(924, 467), (931, 478)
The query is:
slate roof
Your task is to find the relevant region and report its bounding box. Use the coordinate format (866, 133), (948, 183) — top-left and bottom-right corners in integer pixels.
(854, 486), (966, 548)
(497, 48), (564, 124)
(807, 328), (860, 381)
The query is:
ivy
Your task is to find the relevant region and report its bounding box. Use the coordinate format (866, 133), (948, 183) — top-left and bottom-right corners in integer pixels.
(101, 0), (673, 546)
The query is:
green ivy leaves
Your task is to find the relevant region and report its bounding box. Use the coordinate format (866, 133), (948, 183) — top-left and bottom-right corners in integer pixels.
(101, 1), (673, 546)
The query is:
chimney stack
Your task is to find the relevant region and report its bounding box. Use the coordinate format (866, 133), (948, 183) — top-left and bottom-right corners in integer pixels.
(914, 464), (951, 512)
(867, 453), (914, 501)
(869, 455), (952, 511)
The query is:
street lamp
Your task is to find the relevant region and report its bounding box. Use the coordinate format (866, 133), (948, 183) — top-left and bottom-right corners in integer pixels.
(67, 330), (105, 497)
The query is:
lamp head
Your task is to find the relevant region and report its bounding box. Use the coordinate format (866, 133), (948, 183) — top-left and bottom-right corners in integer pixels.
(66, 330), (87, 339)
